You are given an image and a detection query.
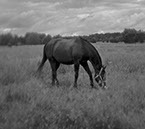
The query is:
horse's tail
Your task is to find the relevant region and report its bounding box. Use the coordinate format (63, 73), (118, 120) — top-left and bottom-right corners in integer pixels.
(37, 48), (47, 73)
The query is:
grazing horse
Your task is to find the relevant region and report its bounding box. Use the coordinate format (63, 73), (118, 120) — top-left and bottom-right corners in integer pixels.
(37, 37), (106, 88)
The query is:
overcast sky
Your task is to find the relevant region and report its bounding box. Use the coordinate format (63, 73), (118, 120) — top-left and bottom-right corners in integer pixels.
(0, 0), (145, 36)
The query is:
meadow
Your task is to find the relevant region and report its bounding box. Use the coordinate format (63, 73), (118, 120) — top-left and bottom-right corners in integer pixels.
(0, 42), (145, 129)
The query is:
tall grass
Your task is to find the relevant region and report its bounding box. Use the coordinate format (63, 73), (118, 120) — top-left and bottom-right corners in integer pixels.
(0, 43), (145, 129)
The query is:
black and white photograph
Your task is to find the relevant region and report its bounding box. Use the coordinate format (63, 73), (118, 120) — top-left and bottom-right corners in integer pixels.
(0, 0), (145, 129)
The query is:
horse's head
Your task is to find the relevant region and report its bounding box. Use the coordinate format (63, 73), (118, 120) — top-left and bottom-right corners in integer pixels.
(95, 65), (107, 89)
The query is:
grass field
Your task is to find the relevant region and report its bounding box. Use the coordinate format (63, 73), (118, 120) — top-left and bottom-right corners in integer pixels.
(0, 43), (145, 129)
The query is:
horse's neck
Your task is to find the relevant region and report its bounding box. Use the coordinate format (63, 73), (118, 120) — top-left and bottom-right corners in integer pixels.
(90, 52), (102, 75)
(82, 38), (102, 74)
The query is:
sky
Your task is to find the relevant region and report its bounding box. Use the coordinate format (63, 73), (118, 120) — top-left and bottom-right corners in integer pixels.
(0, 0), (145, 36)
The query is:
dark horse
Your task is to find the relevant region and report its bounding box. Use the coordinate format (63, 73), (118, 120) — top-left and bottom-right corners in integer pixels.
(37, 37), (106, 88)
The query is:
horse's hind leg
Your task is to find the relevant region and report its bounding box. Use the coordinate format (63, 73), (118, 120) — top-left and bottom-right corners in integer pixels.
(74, 62), (80, 88)
(55, 62), (60, 85)
(49, 59), (60, 86)
(81, 62), (94, 88)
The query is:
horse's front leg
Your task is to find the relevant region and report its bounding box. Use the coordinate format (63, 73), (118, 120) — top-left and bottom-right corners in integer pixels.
(52, 70), (56, 86)
(81, 62), (94, 88)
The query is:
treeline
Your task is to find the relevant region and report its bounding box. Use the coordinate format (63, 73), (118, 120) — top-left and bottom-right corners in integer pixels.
(82, 28), (145, 43)
(0, 32), (53, 46)
(0, 28), (145, 46)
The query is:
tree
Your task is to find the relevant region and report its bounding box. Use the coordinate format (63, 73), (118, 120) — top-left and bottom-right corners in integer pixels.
(136, 30), (145, 43)
(122, 28), (145, 43)
(24, 32), (42, 45)
(122, 28), (137, 43)
(0, 33), (13, 46)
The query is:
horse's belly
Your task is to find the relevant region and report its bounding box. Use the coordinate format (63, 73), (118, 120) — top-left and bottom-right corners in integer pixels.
(53, 50), (73, 64)
(55, 58), (74, 65)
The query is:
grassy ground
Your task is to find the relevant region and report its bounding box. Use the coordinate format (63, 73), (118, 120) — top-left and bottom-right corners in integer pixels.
(0, 43), (145, 129)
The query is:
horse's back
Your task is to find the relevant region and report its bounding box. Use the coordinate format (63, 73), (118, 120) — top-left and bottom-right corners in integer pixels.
(44, 37), (83, 64)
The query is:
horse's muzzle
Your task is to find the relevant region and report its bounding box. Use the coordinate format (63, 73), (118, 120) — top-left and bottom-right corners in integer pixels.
(98, 81), (107, 89)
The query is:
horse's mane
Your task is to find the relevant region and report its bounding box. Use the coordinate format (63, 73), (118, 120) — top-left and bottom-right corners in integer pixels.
(79, 37), (102, 66)
(79, 36), (92, 44)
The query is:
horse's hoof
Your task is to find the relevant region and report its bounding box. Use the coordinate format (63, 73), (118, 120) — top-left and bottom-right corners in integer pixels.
(56, 83), (59, 87)
(69, 84), (75, 90)
(103, 86), (108, 90)
(73, 84), (78, 89)
(74, 86), (78, 89)
(92, 86), (99, 90)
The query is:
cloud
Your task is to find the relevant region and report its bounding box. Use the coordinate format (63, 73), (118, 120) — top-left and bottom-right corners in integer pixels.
(77, 14), (90, 19)
(0, 0), (145, 35)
